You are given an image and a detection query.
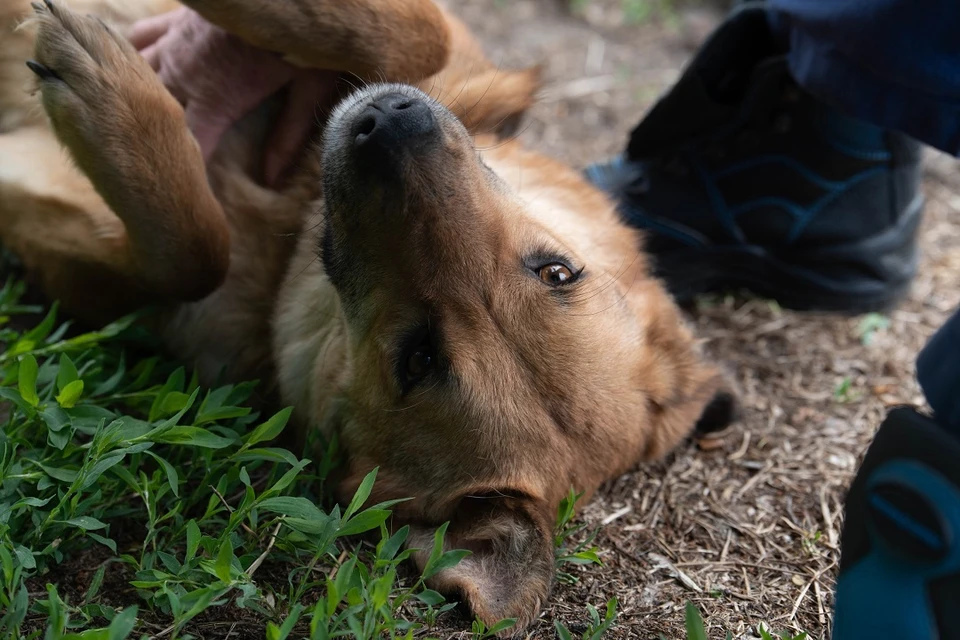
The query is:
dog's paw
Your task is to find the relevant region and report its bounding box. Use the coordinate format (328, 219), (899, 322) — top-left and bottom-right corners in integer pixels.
(30, 0), (137, 94)
(27, 0), (184, 179)
(28, 1), (175, 147)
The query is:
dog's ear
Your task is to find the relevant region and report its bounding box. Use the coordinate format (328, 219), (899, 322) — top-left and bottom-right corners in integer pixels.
(435, 65), (542, 138)
(642, 364), (739, 460)
(406, 491), (554, 635)
(625, 288), (740, 461)
(425, 7), (541, 138)
(693, 386), (738, 437)
(335, 466), (555, 633)
(449, 65), (542, 137)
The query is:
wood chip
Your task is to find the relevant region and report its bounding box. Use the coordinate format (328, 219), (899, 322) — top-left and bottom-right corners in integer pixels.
(601, 505), (632, 525)
(648, 553), (703, 593)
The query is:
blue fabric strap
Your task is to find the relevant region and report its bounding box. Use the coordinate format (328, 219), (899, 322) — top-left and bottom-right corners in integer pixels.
(833, 460), (960, 640)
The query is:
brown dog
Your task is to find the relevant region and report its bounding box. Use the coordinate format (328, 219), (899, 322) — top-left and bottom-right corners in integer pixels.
(0, 0), (736, 631)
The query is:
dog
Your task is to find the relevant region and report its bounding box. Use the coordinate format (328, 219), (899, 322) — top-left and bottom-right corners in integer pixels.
(0, 0), (736, 632)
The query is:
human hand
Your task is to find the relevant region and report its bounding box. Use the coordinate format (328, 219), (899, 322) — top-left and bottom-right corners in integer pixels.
(128, 7), (338, 186)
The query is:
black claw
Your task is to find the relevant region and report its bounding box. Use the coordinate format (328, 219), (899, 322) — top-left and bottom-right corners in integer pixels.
(44, 0), (54, 10)
(26, 60), (61, 82)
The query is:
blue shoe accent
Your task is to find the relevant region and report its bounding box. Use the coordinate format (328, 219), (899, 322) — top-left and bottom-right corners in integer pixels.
(585, 2), (924, 314)
(833, 408), (960, 640)
(834, 460), (960, 640)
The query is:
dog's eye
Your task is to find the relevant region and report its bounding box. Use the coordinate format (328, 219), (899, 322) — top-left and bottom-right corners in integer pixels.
(398, 328), (437, 392)
(406, 345), (435, 379)
(538, 263), (574, 286)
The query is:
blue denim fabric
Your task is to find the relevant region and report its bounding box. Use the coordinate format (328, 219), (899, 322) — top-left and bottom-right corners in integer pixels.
(917, 308), (960, 431)
(767, 0), (960, 157)
(764, 0), (960, 427)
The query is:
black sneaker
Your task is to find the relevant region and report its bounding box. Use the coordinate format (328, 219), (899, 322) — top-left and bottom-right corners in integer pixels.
(585, 2), (924, 314)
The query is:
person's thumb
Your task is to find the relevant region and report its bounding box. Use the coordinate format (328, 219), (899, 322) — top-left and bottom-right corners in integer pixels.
(126, 9), (181, 51)
(263, 71), (339, 188)
(139, 43), (161, 73)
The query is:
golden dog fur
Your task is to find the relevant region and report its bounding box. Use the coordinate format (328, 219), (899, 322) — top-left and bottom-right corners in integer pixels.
(0, 0), (736, 631)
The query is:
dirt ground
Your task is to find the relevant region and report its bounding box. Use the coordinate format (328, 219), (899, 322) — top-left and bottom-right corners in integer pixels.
(447, 1), (960, 638)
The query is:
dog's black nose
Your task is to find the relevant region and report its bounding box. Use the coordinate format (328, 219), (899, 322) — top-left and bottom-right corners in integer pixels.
(351, 93), (437, 152)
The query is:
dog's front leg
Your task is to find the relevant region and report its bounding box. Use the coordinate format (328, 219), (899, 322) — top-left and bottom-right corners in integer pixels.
(27, 1), (230, 304)
(177, 0), (451, 83)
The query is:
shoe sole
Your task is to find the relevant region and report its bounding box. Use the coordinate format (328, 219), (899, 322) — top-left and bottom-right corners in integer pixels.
(650, 195), (925, 315)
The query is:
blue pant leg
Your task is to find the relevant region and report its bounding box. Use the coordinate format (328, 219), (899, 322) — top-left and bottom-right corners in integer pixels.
(918, 308), (960, 431)
(766, 0), (960, 157)
(765, 0), (960, 419)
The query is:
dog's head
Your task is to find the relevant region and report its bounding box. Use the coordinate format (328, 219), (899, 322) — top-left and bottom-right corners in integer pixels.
(300, 82), (736, 631)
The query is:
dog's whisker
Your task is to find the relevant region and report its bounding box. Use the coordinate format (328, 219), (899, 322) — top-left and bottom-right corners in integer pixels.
(462, 63), (500, 123)
(568, 250), (643, 305)
(474, 119), (535, 151)
(444, 60), (478, 117)
(426, 74), (439, 102)
(383, 380), (441, 412)
(568, 250), (647, 317)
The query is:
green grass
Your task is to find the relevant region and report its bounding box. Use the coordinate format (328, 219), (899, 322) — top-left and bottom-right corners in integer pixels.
(566, 0), (689, 26)
(0, 275), (818, 639)
(554, 488), (603, 584)
(675, 602), (809, 640)
(857, 313), (891, 346)
(833, 376), (861, 404)
(0, 278), (621, 639)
